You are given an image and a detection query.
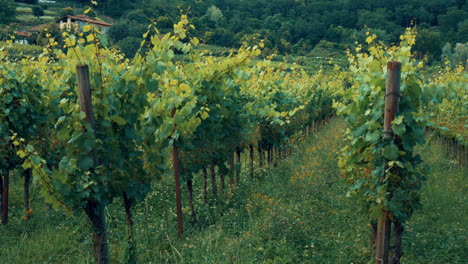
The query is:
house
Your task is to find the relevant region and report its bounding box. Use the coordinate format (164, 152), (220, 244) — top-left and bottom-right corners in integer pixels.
(14, 31), (31, 44)
(57, 15), (112, 33)
(13, 24), (49, 44)
(13, 15), (113, 45)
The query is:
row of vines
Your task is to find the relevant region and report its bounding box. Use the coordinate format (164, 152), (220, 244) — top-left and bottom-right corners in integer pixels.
(422, 64), (467, 167)
(1, 16), (465, 263)
(0, 16), (339, 263)
(334, 29), (466, 263)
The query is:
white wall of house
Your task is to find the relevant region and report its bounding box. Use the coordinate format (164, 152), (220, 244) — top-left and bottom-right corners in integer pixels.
(15, 39), (29, 45)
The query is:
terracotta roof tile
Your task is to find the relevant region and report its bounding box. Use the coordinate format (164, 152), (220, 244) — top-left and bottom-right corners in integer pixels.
(27, 24), (48, 32)
(15, 31), (31, 37)
(57, 15), (112, 27)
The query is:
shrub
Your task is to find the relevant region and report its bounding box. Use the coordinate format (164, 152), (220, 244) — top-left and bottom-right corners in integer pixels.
(107, 19), (146, 43)
(116, 36), (141, 58)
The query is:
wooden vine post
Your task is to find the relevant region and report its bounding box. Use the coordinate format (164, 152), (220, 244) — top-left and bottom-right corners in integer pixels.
(1, 161), (9, 225)
(77, 65), (109, 264)
(249, 145), (254, 179)
(375, 61), (401, 264)
(229, 152), (235, 188)
(236, 149), (241, 185)
(171, 108), (184, 236)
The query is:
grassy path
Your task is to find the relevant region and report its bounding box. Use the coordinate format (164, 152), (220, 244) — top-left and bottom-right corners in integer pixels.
(159, 118), (466, 263)
(141, 118), (366, 263)
(0, 118), (466, 263)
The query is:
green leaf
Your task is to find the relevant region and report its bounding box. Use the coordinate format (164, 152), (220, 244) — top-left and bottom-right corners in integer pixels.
(392, 123), (406, 136)
(77, 156), (94, 170)
(393, 115), (404, 125)
(78, 111), (86, 120)
(22, 160), (32, 170)
(68, 132), (83, 144)
(17, 150), (27, 158)
(200, 111), (209, 120)
(365, 131), (380, 142)
(25, 144), (35, 152)
(352, 125), (367, 137)
(57, 127), (71, 141)
(31, 155), (42, 166)
(110, 116), (127, 126)
(382, 143), (399, 160)
(55, 116), (66, 127)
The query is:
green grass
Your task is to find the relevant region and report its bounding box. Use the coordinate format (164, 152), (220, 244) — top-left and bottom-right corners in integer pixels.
(44, 10), (57, 16)
(15, 15), (55, 23)
(16, 7), (33, 14)
(13, 2), (66, 26)
(0, 119), (466, 263)
(15, 6), (57, 16)
(402, 136), (467, 263)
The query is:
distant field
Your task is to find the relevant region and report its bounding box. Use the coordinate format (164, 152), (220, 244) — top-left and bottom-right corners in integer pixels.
(16, 7), (33, 13)
(44, 10), (56, 16)
(15, 15), (55, 23)
(15, 3), (60, 25)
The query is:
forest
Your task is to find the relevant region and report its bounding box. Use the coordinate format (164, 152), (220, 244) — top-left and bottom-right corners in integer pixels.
(2, 0), (467, 61)
(93, 0), (468, 60)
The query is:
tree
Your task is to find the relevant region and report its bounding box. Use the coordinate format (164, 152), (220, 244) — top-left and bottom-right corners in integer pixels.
(155, 16), (173, 29)
(438, 8), (468, 42)
(59, 7), (75, 17)
(14, 0), (37, 4)
(456, 19), (468, 43)
(206, 5), (224, 24)
(116, 36), (141, 58)
(107, 19), (146, 44)
(441, 42), (468, 69)
(32, 6), (44, 18)
(210, 27), (235, 47)
(0, 0), (16, 24)
(126, 9), (149, 24)
(413, 29), (441, 63)
(104, 0), (134, 18)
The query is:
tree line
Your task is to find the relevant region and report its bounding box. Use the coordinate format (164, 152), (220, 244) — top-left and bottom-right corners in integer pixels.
(100, 0), (467, 61)
(1, 0), (466, 63)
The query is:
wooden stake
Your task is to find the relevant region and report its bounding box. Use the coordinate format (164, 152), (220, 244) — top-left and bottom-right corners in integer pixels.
(375, 212), (392, 264)
(229, 152), (234, 188)
(210, 162), (217, 198)
(77, 65), (109, 264)
(24, 169), (31, 220)
(375, 61), (401, 264)
(170, 108), (183, 236)
(2, 170), (9, 225)
(186, 179), (196, 224)
(203, 167), (208, 204)
(236, 149), (241, 185)
(258, 145), (264, 167)
(249, 145), (254, 179)
(77, 65), (95, 127)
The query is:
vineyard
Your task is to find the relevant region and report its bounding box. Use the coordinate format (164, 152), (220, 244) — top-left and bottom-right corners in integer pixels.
(0, 17), (466, 264)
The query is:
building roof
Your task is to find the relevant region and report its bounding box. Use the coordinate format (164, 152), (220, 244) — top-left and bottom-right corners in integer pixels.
(15, 31), (31, 37)
(27, 24), (49, 33)
(57, 15), (112, 27)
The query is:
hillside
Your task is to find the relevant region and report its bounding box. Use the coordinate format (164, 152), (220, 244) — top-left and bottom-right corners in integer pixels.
(1, 0), (467, 61)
